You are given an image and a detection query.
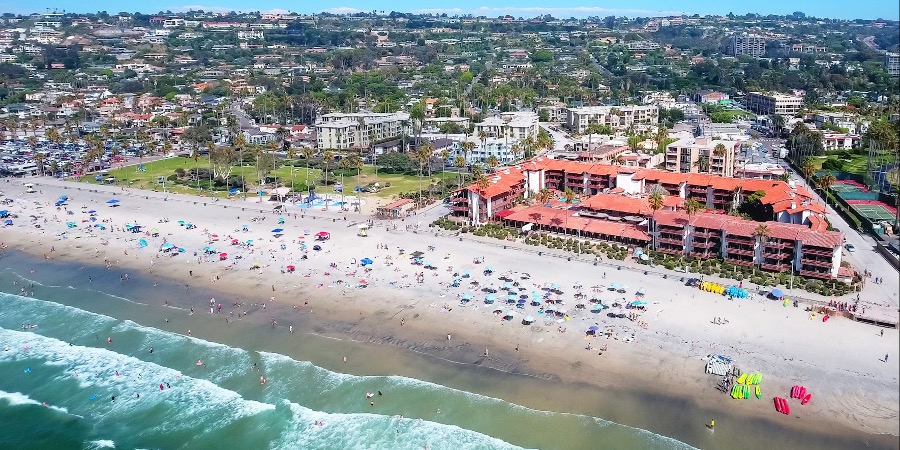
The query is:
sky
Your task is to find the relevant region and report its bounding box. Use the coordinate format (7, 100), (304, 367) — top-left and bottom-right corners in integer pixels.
(0, 0), (896, 20)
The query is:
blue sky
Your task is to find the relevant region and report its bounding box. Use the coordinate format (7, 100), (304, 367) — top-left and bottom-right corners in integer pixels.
(0, 0), (896, 20)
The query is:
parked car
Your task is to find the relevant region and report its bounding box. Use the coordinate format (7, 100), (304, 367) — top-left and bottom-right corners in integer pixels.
(844, 243), (856, 252)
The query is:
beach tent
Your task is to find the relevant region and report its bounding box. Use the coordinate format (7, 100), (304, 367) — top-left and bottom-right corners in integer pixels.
(523, 315), (535, 324)
(315, 231), (331, 241)
(0, 210), (8, 218)
(360, 258), (373, 266)
(485, 294), (496, 304)
(3, 219), (12, 226)
(770, 289), (784, 299)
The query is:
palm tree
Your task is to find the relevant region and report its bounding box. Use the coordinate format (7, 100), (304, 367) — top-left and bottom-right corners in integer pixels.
(654, 126), (669, 154)
(801, 158), (816, 184)
(754, 224), (770, 272)
(32, 151), (45, 176)
(770, 114), (785, 138)
(301, 147), (315, 194)
(416, 141), (434, 201)
(461, 140), (475, 161)
(648, 191), (664, 249)
(453, 155), (467, 188)
(536, 188), (552, 204)
(694, 155), (710, 173)
(817, 174), (836, 206)
(486, 155), (499, 172)
(478, 130), (488, 149)
(684, 198), (703, 225)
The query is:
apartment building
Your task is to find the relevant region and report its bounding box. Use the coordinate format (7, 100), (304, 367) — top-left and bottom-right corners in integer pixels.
(821, 133), (859, 151)
(473, 112), (539, 141)
(315, 112), (410, 150)
(885, 52), (899, 76)
(746, 92), (803, 116)
(665, 137), (740, 177)
(728, 34), (766, 58)
(729, 34), (767, 57)
(564, 105), (658, 134)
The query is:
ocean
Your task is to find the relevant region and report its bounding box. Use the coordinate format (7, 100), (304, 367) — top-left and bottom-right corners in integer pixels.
(0, 251), (894, 450)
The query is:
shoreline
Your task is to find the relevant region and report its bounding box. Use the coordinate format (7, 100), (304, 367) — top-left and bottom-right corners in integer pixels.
(1, 180), (897, 449)
(2, 247), (897, 450)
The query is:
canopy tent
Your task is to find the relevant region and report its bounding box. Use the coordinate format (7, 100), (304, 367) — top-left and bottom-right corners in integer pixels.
(770, 289), (784, 299)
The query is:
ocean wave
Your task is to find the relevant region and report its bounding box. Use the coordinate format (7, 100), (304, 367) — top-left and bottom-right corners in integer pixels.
(271, 400), (527, 450)
(85, 440), (116, 449)
(0, 327), (275, 440)
(0, 389), (72, 416)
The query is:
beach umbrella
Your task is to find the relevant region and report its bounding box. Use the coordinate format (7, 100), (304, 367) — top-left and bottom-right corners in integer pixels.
(588, 325), (599, 332)
(462, 293), (472, 300)
(161, 243), (175, 250)
(361, 258), (373, 266)
(507, 294), (517, 303)
(88, 210), (96, 214)
(3, 219), (12, 226)
(138, 239), (147, 247)
(523, 315), (535, 324)
(178, 220), (185, 226)
(485, 294), (496, 303)
(271, 228), (284, 233)
(504, 282), (513, 290)
(55, 200), (65, 206)
(771, 289), (783, 298)
(485, 266), (493, 272)
(0, 210), (8, 217)
(505, 310), (516, 319)
(106, 199), (119, 204)
(220, 253), (228, 259)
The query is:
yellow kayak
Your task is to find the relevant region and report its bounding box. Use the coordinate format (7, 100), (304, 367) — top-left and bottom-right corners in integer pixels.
(755, 386), (761, 399)
(737, 373), (747, 385)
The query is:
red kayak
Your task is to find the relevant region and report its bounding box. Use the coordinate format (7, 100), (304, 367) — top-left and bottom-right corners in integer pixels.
(774, 397), (783, 413)
(801, 393), (812, 405)
(790, 386), (799, 398)
(798, 386), (807, 400)
(782, 398), (791, 415)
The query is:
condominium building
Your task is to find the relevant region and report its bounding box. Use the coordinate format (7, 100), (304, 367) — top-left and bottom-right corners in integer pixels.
(315, 112), (410, 150)
(473, 111), (539, 141)
(746, 92), (803, 116)
(665, 137), (740, 177)
(564, 105), (658, 134)
(730, 34), (767, 57)
(885, 52), (899, 76)
(446, 157), (841, 280)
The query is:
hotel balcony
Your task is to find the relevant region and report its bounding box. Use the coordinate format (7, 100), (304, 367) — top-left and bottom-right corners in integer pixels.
(802, 247), (833, 258)
(762, 251), (792, 260)
(760, 262), (792, 271)
(693, 230), (715, 238)
(801, 258), (833, 269)
(725, 257), (755, 267)
(657, 237), (684, 246)
(656, 246), (684, 256)
(727, 235), (756, 245)
(727, 247), (755, 256)
(764, 241), (792, 250)
(798, 269), (831, 280)
(450, 205), (469, 212)
(689, 185), (707, 193)
(691, 240), (717, 249)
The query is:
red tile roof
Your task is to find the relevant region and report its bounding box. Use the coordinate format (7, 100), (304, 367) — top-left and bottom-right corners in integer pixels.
(503, 206), (650, 241)
(582, 194), (650, 216)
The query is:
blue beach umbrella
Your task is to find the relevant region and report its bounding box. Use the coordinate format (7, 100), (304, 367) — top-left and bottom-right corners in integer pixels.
(361, 258), (373, 265)
(3, 219), (12, 226)
(462, 293), (472, 300)
(507, 294), (517, 303)
(271, 228), (284, 233)
(138, 239), (147, 247)
(485, 294), (496, 303)
(106, 199), (119, 204)
(588, 325), (599, 332)
(88, 210), (97, 214)
(771, 289), (784, 298)
(161, 243), (175, 250)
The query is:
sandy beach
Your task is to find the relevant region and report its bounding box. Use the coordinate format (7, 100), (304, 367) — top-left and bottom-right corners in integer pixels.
(1, 178), (898, 446)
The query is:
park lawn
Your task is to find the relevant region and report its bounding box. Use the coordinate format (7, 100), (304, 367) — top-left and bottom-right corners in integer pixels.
(812, 154), (870, 175)
(75, 158), (459, 200)
(345, 166), (459, 198)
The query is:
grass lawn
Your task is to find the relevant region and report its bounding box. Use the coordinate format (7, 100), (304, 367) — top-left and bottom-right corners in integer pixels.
(76, 157), (461, 200)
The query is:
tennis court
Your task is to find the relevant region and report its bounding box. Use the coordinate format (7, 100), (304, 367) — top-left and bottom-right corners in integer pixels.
(848, 203), (898, 221)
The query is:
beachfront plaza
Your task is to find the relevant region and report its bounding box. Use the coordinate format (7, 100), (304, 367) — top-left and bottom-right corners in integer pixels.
(450, 157), (845, 280)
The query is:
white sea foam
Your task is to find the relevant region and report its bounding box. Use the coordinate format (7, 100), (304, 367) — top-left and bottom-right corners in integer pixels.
(86, 440), (116, 449)
(0, 389), (71, 415)
(272, 400), (527, 450)
(0, 327), (275, 436)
